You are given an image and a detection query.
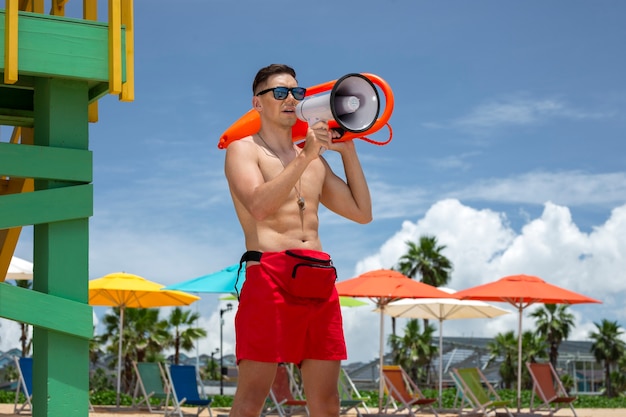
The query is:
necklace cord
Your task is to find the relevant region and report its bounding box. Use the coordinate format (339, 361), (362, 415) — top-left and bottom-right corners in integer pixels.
(256, 133), (306, 229)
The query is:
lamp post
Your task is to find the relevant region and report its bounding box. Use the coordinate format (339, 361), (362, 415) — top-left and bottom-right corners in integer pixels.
(219, 303), (233, 395)
(210, 348), (219, 380)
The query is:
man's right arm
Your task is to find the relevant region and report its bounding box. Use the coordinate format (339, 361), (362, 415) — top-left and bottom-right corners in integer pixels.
(225, 138), (310, 221)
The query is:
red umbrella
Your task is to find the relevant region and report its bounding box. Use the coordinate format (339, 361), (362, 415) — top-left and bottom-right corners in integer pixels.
(336, 269), (453, 411)
(454, 274), (601, 412)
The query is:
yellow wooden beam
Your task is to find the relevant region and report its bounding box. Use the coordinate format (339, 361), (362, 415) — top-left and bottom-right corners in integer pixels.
(0, 177), (33, 284)
(18, 0), (33, 12)
(50, 0), (66, 16)
(87, 102), (99, 123)
(108, 0), (122, 94)
(21, 127), (35, 145)
(4, 0), (19, 84)
(33, 0), (44, 13)
(84, 0), (100, 121)
(9, 127), (22, 144)
(0, 228), (21, 283)
(84, 0), (98, 20)
(119, 0), (135, 102)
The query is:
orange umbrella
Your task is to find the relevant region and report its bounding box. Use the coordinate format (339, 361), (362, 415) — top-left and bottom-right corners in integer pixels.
(454, 274), (601, 412)
(336, 269), (453, 411)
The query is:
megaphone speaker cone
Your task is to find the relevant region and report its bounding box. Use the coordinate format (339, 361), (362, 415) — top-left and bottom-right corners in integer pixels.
(295, 73), (381, 134)
(330, 73), (380, 133)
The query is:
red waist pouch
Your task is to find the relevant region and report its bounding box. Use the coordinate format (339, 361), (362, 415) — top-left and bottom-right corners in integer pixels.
(259, 249), (337, 300)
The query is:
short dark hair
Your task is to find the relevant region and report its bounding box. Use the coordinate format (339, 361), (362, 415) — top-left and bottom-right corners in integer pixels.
(252, 64), (297, 95)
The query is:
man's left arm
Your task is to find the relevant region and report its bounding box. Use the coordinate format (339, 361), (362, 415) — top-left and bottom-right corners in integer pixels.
(320, 140), (372, 224)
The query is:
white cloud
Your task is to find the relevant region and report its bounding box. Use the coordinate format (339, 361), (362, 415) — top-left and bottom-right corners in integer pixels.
(340, 199), (626, 363)
(450, 171), (626, 207)
(456, 98), (565, 129)
(423, 95), (614, 136)
(0, 320), (21, 353)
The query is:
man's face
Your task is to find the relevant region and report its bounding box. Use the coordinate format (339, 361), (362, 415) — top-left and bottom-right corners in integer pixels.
(254, 73), (299, 128)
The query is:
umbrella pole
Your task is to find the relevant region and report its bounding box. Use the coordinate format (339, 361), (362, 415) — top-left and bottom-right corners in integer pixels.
(117, 306), (124, 408)
(378, 305), (385, 413)
(439, 319), (443, 409)
(517, 304), (523, 413)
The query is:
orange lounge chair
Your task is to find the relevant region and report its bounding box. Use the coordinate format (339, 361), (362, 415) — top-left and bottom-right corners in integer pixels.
(382, 365), (438, 417)
(263, 364), (308, 417)
(526, 362), (578, 417)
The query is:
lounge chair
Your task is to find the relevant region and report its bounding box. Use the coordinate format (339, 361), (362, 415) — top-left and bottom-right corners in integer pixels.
(450, 367), (512, 417)
(526, 362), (578, 417)
(132, 361), (169, 412)
(382, 365), (438, 417)
(449, 367), (472, 412)
(338, 368), (369, 417)
(164, 364), (213, 417)
(262, 363), (308, 417)
(13, 356), (33, 415)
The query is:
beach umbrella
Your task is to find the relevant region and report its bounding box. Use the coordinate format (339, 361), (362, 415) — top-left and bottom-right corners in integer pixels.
(166, 264), (369, 307)
(335, 269), (452, 412)
(380, 287), (511, 407)
(5, 256), (33, 280)
(163, 263), (246, 383)
(163, 263), (244, 294)
(454, 274), (601, 413)
(89, 272), (200, 407)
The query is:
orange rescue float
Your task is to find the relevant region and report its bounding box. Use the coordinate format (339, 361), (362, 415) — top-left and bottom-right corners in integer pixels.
(217, 73), (394, 149)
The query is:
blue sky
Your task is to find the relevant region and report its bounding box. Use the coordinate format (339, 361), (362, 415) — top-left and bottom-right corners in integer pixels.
(2, 0), (626, 364)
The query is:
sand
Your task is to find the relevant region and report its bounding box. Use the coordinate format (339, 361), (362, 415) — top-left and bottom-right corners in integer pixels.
(0, 403), (623, 417)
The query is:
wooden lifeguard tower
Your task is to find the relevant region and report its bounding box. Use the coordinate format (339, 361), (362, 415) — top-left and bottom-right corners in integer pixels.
(1, 1), (134, 415)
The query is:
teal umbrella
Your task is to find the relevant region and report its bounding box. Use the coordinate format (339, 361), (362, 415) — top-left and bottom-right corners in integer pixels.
(164, 264), (244, 294)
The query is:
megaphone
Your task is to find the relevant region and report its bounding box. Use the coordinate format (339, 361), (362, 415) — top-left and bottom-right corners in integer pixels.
(295, 73), (380, 134)
(218, 73), (394, 149)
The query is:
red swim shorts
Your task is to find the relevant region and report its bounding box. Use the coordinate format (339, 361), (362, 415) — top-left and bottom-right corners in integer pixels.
(234, 250), (347, 365)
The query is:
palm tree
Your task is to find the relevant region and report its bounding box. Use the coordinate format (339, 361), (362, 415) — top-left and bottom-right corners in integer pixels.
(100, 308), (170, 393)
(394, 235), (453, 333)
(12, 280), (33, 356)
(397, 236), (453, 288)
(589, 319), (626, 398)
(487, 331), (518, 389)
(388, 318), (437, 384)
(530, 304), (575, 368)
(612, 355), (626, 395)
(166, 307), (207, 365)
(521, 330), (549, 388)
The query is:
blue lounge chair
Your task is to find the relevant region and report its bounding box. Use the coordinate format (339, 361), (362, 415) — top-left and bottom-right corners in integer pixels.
(165, 364), (213, 417)
(14, 356), (33, 415)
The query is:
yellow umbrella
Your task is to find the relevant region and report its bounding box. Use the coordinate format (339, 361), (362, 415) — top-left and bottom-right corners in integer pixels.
(89, 272), (200, 406)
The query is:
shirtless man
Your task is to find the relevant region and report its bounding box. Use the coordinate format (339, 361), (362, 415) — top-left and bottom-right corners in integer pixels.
(224, 64), (372, 417)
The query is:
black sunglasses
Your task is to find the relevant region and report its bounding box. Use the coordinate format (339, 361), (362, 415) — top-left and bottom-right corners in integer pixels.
(256, 86), (307, 101)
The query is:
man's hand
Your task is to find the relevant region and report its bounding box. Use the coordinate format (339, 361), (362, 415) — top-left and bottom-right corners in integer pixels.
(302, 121), (332, 158)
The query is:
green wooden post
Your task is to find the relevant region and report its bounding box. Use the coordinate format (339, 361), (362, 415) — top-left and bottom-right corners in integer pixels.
(1, 9), (128, 416)
(32, 78), (91, 416)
